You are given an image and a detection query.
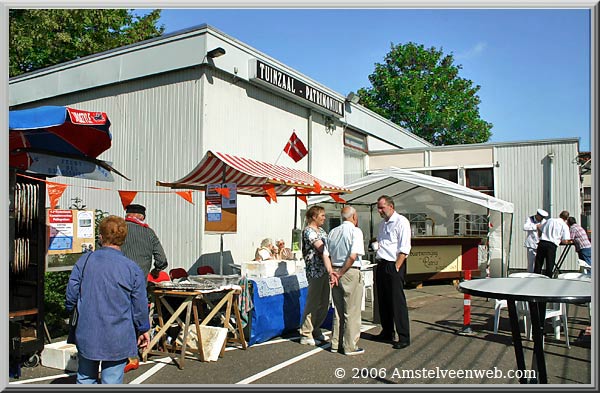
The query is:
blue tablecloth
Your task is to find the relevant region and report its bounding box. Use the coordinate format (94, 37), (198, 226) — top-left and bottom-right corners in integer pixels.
(248, 272), (309, 345)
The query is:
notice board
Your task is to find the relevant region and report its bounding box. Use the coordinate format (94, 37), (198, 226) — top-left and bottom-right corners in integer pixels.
(46, 209), (95, 271)
(205, 183), (237, 233)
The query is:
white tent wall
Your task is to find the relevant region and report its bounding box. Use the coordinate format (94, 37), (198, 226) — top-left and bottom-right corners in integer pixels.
(309, 168), (515, 277)
(487, 210), (514, 278)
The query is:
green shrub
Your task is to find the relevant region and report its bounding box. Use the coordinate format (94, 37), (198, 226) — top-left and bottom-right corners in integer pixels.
(44, 271), (71, 337)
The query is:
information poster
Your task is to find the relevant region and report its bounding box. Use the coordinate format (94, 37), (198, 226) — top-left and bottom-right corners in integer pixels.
(205, 183), (237, 233)
(46, 209), (96, 271)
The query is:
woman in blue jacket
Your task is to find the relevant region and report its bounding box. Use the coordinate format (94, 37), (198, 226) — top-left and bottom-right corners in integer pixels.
(66, 215), (150, 384)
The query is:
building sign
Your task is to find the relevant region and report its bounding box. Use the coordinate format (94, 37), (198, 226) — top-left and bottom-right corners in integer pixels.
(408, 245), (463, 274)
(249, 59), (344, 117)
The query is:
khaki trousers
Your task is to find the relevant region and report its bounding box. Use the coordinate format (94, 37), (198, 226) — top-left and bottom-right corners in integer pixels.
(331, 268), (363, 352)
(299, 273), (331, 338)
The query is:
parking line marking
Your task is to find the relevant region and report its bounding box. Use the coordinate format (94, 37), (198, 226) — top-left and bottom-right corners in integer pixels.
(236, 324), (376, 384)
(9, 372), (75, 384)
(129, 357), (174, 384)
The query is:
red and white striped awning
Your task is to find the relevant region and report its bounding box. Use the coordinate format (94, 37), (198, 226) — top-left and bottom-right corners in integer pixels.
(156, 151), (350, 197)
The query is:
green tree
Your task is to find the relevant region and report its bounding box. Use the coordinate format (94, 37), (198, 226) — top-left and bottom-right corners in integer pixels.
(9, 9), (164, 77)
(358, 42), (492, 146)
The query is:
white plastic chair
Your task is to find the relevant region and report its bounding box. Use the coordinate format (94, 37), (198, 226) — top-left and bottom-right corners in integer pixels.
(361, 268), (374, 312)
(557, 272), (592, 330)
(578, 259), (592, 275)
(493, 272), (569, 347)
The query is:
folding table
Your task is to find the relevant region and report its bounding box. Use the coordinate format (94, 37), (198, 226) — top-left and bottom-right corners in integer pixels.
(141, 286), (247, 369)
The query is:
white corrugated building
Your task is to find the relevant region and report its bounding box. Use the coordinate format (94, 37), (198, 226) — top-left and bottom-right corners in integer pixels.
(9, 24), (431, 273)
(368, 138), (583, 272)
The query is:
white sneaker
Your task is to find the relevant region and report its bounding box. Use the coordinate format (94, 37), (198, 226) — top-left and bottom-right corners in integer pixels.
(299, 336), (316, 346)
(313, 333), (328, 342)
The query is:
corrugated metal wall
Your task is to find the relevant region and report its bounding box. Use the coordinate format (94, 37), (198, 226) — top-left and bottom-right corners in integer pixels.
(17, 66), (347, 273)
(494, 141), (581, 271)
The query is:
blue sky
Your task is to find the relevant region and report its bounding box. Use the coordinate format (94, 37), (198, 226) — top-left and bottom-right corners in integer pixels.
(144, 8), (591, 150)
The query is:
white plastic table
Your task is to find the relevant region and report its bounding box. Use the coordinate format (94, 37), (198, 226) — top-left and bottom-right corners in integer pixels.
(459, 277), (591, 384)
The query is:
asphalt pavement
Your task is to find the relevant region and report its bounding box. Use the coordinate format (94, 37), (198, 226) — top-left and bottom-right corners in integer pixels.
(7, 281), (593, 386)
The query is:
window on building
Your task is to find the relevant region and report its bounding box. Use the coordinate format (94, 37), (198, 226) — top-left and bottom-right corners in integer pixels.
(454, 214), (489, 236)
(344, 129), (368, 152)
(466, 168), (494, 196)
(343, 129), (368, 184)
(583, 186), (591, 202)
(406, 213), (428, 236)
(431, 169), (458, 183)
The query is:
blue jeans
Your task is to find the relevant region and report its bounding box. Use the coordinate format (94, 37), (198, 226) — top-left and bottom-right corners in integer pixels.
(578, 247), (592, 266)
(77, 354), (127, 384)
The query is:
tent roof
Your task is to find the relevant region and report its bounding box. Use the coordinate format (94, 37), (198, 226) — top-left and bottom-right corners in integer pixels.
(157, 150), (350, 196)
(309, 167), (513, 213)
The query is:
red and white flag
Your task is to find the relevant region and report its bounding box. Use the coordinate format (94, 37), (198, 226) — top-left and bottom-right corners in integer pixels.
(283, 132), (308, 163)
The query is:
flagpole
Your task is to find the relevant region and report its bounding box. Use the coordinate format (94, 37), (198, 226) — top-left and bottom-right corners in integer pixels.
(273, 149), (284, 166)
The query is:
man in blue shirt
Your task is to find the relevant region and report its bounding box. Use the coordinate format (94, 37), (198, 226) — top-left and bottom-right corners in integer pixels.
(325, 206), (365, 356)
(66, 216), (150, 384)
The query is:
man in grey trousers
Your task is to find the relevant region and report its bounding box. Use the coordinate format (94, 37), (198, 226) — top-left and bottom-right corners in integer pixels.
(325, 206), (365, 356)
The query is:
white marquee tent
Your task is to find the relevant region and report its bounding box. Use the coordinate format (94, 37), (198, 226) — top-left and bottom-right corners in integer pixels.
(309, 167), (515, 277)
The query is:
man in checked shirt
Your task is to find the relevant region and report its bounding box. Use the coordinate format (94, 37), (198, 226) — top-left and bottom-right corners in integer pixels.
(567, 216), (592, 268)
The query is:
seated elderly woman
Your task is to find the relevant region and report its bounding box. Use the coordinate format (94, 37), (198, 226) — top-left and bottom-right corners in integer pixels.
(254, 238), (277, 261)
(275, 239), (294, 260)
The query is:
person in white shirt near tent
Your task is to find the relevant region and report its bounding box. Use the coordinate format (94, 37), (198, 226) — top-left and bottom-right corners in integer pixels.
(523, 208), (548, 272)
(534, 210), (572, 278)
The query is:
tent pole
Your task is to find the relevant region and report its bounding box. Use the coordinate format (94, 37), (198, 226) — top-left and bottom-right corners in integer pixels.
(501, 212), (504, 277)
(506, 213), (513, 275)
(369, 203), (374, 240)
(220, 164), (226, 275)
(294, 190), (298, 229)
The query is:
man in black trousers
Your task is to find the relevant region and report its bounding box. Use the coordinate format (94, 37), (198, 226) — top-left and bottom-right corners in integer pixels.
(373, 195), (412, 349)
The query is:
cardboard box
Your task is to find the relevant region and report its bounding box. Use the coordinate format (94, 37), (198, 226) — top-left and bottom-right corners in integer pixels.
(176, 325), (228, 362)
(42, 341), (78, 371)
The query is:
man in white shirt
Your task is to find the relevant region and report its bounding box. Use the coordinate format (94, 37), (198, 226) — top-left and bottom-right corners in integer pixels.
(373, 195), (412, 350)
(324, 206), (365, 356)
(523, 208), (548, 272)
(534, 210), (572, 277)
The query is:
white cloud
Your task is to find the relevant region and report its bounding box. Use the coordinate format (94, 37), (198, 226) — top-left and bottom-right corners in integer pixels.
(455, 42), (487, 60)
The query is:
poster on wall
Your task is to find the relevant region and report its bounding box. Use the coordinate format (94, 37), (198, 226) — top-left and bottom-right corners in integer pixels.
(46, 209), (96, 271)
(205, 183), (237, 233)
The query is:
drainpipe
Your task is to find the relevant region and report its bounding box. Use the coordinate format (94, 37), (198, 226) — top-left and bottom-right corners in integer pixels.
(307, 109), (313, 173)
(548, 152), (554, 215)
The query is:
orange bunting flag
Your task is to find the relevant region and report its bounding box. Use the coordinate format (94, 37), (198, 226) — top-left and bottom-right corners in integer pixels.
(264, 195), (272, 204)
(296, 187), (312, 195)
(47, 182), (68, 209)
(312, 180), (322, 194)
(176, 191), (195, 205)
(297, 194), (307, 204)
(330, 193), (347, 204)
(214, 187), (230, 199)
(262, 184), (278, 203)
(118, 190), (138, 210)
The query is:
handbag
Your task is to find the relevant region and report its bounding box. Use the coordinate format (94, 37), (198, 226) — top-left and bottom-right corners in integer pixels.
(66, 252), (92, 344)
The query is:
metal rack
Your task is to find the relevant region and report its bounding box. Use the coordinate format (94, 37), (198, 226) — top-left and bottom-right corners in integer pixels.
(9, 169), (47, 369)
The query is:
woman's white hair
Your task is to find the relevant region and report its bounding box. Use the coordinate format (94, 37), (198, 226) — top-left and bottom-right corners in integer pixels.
(260, 238), (273, 248)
